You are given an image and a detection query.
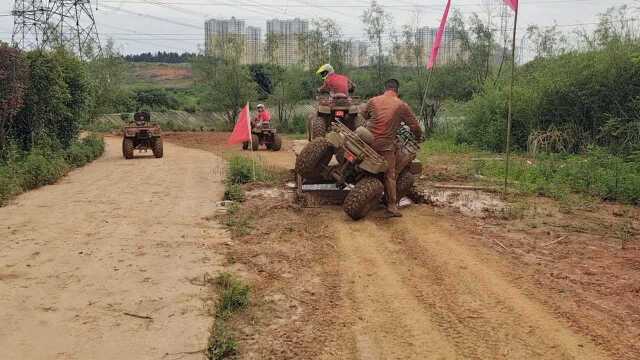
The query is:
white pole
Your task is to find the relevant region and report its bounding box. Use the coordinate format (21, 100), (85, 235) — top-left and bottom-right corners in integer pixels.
(504, 7), (518, 194)
(247, 102), (256, 180)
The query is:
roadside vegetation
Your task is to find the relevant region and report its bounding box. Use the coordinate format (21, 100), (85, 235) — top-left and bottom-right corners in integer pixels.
(0, 44), (105, 205)
(206, 272), (250, 360)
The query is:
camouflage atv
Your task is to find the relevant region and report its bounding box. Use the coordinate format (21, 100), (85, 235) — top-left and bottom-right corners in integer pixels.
(308, 93), (364, 140)
(242, 124), (282, 151)
(295, 121), (422, 220)
(122, 111), (163, 159)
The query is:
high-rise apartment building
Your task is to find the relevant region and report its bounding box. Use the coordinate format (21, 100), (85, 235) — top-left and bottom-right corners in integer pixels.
(245, 26), (262, 64)
(204, 17), (245, 57)
(346, 40), (369, 67)
(265, 18), (308, 66)
(416, 26), (465, 66)
(204, 17), (263, 64)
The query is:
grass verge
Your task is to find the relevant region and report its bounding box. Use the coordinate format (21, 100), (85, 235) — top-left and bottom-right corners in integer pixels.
(206, 273), (250, 360)
(419, 136), (640, 205)
(0, 135), (105, 206)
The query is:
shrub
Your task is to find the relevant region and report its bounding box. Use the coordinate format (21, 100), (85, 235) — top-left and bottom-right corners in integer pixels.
(19, 150), (68, 189)
(215, 272), (250, 317)
(460, 44), (640, 154)
(0, 135), (104, 206)
(223, 182), (245, 202)
(226, 155), (272, 184)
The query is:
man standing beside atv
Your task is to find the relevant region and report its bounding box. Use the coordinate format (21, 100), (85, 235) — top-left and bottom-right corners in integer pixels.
(362, 79), (423, 218)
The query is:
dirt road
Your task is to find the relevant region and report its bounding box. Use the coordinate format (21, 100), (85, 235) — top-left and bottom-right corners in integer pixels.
(331, 209), (609, 359)
(165, 133), (617, 359)
(0, 137), (227, 360)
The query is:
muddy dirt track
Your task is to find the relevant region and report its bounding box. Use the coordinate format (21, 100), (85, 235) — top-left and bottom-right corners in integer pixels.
(0, 132), (629, 359)
(331, 210), (608, 359)
(0, 137), (228, 360)
(166, 133), (622, 359)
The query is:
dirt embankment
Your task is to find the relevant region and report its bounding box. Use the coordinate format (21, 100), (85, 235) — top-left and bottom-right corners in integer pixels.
(0, 136), (229, 359)
(167, 133), (638, 359)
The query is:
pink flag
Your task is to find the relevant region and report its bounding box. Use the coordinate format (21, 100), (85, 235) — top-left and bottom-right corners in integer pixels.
(427, 0), (452, 70)
(227, 104), (251, 145)
(503, 0), (518, 11)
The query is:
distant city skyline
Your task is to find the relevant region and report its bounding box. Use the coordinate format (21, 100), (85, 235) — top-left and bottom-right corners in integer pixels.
(0, 0), (630, 55)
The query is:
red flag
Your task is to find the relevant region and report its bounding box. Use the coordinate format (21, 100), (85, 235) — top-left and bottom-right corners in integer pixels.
(503, 0), (518, 11)
(227, 104), (251, 145)
(427, 0), (452, 70)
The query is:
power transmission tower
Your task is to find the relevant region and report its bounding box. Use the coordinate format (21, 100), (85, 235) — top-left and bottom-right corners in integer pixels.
(11, 0), (50, 50)
(12, 0), (101, 58)
(45, 0), (101, 57)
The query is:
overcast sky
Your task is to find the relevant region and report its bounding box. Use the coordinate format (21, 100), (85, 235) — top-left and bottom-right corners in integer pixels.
(0, 0), (636, 54)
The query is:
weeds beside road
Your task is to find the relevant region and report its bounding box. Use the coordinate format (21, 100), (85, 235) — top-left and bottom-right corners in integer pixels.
(0, 135), (104, 205)
(420, 136), (640, 205)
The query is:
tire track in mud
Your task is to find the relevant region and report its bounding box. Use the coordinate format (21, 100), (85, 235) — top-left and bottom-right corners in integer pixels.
(330, 206), (610, 360)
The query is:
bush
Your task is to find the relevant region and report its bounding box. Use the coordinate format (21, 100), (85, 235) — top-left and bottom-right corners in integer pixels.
(18, 150), (68, 189)
(0, 135), (104, 205)
(460, 43), (640, 153)
(65, 135), (105, 167)
(223, 182), (245, 202)
(226, 155), (272, 184)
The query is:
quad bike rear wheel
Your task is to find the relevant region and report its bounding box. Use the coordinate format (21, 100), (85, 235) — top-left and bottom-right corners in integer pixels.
(122, 138), (134, 159)
(152, 137), (164, 158)
(343, 176), (385, 220)
(270, 134), (282, 151)
(311, 116), (327, 139)
(295, 137), (333, 181)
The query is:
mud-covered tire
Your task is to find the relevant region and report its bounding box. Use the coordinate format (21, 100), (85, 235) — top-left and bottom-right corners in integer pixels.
(152, 137), (163, 158)
(251, 134), (259, 151)
(242, 142), (249, 150)
(271, 134), (282, 151)
(295, 137), (334, 180)
(122, 138), (134, 159)
(311, 116), (327, 139)
(343, 177), (384, 220)
(396, 169), (416, 199)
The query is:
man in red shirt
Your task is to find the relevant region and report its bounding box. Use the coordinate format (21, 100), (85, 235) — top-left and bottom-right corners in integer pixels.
(362, 79), (422, 218)
(252, 104), (271, 129)
(316, 64), (355, 95)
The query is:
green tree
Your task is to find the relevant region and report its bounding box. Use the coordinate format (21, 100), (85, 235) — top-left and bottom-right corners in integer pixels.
(14, 50), (71, 150)
(0, 43), (28, 156)
(361, 0), (392, 86)
(88, 39), (134, 114)
(192, 35), (258, 127)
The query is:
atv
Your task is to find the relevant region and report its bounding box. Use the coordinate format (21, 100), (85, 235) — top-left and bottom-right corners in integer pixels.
(295, 121), (422, 220)
(242, 124), (282, 151)
(122, 111), (163, 159)
(308, 93), (363, 140)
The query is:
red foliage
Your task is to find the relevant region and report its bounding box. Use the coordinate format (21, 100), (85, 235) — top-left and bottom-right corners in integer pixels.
(0, 43), (29, 149)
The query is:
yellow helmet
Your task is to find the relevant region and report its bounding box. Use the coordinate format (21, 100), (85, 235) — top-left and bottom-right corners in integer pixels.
(316, 64), (334, 79)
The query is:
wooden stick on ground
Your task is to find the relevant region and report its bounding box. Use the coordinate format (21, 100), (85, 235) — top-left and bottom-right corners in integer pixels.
(123, 312), (153, 320)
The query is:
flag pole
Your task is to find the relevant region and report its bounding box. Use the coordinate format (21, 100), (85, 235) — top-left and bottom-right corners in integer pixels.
(247, 102), (256, 181)
(504, 6), (518, 194)
(418, 69), (434, 130)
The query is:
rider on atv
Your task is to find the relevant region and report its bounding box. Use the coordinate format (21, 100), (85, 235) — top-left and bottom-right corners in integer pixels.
(316, 64), (356, 95)
(252, 104), (271, 129)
